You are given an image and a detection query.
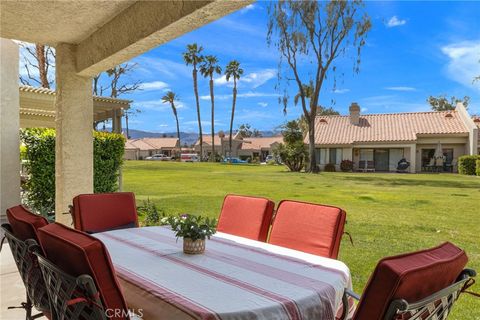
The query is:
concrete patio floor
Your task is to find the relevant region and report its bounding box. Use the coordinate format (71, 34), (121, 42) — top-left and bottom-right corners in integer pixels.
(1, 243), (31, 319)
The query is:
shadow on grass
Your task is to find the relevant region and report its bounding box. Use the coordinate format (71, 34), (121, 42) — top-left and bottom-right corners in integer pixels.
(339, 175), (480, 189)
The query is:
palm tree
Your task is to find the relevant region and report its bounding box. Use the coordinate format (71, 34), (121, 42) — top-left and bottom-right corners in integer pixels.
(162, 91), (181, 153)
(225, 60), (244, 160)
(183, 43), (204, 160)
(199, 55), (222, 162)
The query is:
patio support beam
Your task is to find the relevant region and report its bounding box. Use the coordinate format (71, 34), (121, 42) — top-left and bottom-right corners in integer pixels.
(55, 43), (93, 225)
(75, 0), (253, 77)
(0, 38), (20, 225)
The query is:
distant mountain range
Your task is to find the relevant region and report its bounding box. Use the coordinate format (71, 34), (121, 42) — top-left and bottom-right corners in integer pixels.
(125, 129), (281, 146)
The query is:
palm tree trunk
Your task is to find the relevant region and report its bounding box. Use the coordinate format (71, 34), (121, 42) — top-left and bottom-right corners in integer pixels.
(210, 78), (215, 162)
(229, 80), (237, 161)
(193, 68), (203, 160)
(172, 102), (181, 159)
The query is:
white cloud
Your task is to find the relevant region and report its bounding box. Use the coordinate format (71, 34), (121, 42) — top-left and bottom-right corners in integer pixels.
(214, 69), (276, 89)
(200, 91), (280, 101)
(441, 40), (480, 91)
(134, 100), (187, 110)
(139, 81), (169, 91)
(134, 57), (191, 79)
(258, 102), (268, 107)
(240, 4), (255, 14)
(385, 86), (417, 92)
(333, 88), (350, 94)
(386, 16), (407, 28)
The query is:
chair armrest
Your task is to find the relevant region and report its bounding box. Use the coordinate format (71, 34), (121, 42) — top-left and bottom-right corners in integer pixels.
(345, 288), (361, 301)
(339, 288), (361, 320)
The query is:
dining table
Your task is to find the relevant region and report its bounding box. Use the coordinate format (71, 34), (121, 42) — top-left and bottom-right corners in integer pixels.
(95, 226), (352, 320)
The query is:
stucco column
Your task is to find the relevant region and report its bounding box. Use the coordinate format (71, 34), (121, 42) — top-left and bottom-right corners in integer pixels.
(0, 38), (20, 225)
(409, 144), (417, 173)
(55, 43), (93, 225)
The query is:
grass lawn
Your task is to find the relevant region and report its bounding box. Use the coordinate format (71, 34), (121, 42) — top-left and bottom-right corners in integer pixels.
(123, 161), (480, 319)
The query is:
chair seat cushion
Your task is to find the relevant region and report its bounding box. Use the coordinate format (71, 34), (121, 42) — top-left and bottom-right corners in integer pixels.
(37, 223), (129, 319)
(6, 205), (49, 242)
(217, 195), (275, 241)
(268, 200), (346, 258)
(353, 242), (468, 320)
(72, 192), (138, 233)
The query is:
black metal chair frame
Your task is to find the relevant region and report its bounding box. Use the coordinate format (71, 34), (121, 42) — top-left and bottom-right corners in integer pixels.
(29, 244), (107, 320)
(1, 223), (49, 320)
(340, 269), (476, 320)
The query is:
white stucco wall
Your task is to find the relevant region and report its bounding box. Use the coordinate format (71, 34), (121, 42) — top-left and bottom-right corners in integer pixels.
(55, 43), (94, 224)
(0, 38), (20, 224)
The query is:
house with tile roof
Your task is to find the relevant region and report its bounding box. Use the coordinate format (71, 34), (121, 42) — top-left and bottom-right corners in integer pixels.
(124, 137), (179, 160)
(312, 102), (479, 173)
(194, 132), (283, 161)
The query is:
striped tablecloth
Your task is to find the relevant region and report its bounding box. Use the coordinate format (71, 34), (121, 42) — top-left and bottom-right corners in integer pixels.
(95, 226), (352, 320)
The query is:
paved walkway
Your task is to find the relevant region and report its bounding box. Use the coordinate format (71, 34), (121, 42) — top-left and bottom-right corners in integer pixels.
(1, 243), (31, 319)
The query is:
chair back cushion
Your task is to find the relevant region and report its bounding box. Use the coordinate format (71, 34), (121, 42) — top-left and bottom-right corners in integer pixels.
(217, 194), (275, 241)
(353, 242), (468, 320)
(6, 205), (49, 242)
(37, 223), (129, 319)
(268, 200), (346, 258)
(72, 192), (138, 233)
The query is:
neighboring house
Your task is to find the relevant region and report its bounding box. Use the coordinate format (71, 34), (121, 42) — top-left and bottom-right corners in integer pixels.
(311, 102), (478, 173)
(124, 137), (180, 160)
(238, 136), (283, 161)
(194, 133), (283, 161)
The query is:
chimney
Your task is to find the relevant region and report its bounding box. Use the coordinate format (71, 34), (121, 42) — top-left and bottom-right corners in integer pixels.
(349, 102), (360, 125)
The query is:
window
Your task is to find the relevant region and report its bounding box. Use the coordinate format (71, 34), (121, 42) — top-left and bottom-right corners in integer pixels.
(315, 148), (328, 165)
(442, 149), (453, 165)
(328, 148), (343, 164)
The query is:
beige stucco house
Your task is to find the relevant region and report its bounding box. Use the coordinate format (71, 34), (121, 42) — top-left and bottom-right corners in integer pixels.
(125, 137), (180, 160)
(194, 133), (283, 161)
(312, 102), (479, 173)
(0, 0), (252, 225)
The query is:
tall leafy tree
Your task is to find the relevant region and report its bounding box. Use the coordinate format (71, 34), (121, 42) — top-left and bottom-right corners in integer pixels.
(238, 123), (262, 138)
(183, 44), (205, 160)
(427, 95), (469, 111)
(200, 55), (222, 161)
(162, 91), (181, 145)
(268, 0), (371, 173)
(225, 60), (244, 159)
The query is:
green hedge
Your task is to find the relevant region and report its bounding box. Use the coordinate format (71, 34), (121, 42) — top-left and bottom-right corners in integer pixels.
(476, 159), (480, 176)
(458, 155), (480, 175)
(21, 129), (125, 218)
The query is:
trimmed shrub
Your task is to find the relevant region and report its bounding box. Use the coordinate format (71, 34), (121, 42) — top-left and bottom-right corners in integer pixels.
(21, 129), (125, 218)
(324, 163), (336, 172)
(94, 131), (126, 193)
(340, 159), (354, 172)
(458, 155), (480, 175)
(476, 159), (480, 176)
(21, 129), (56, 218)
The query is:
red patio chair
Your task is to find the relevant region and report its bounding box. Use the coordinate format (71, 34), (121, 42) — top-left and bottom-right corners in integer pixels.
(2, 205), (51, 319)
(268, 200), (346, 259)
(71, 192), (138, 234)
(339, 242), (476, 320)
(35, 222), (131, 320)
(217, 194), (275, 241)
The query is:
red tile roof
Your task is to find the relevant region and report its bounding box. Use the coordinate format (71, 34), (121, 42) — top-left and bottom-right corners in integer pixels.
(312, 111), (468, 145)
(241, 136), (283, 150)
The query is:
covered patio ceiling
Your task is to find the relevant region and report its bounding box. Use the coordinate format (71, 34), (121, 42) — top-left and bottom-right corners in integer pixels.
(1, 0), (252, 76)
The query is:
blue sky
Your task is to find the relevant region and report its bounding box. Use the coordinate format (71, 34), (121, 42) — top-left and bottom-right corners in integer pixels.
(100, 1), (480, 133)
